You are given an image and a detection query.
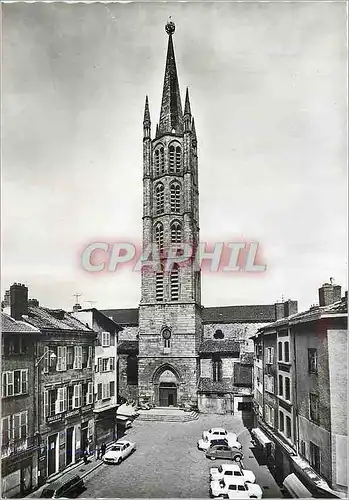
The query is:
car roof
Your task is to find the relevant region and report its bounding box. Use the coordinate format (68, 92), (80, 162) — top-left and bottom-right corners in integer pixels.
(115, 440), (130, 445)
(211, 428), (226, 432)
(221, 464), (240, 471)
(43, 475), (81, 489)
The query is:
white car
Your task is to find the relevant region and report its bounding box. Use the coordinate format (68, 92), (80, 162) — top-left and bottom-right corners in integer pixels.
(102, 440), (136, 465)
(210, 478), (263, 499)
(198, 430), (242, 451)
(210, 464), (256, 483)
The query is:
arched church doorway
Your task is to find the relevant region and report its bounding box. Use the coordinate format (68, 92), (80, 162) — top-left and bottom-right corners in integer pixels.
(157, 369), (178, 407)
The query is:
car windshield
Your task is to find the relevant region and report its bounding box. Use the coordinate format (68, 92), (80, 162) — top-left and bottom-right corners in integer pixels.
(41, 490), (55, 498)
(111, 445), (122, 451)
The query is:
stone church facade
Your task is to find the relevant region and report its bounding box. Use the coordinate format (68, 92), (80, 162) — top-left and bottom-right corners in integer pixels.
(102, 22), (298, 414)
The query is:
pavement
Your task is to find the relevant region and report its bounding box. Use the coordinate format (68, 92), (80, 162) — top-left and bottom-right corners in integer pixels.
(78, 413), (283, 498)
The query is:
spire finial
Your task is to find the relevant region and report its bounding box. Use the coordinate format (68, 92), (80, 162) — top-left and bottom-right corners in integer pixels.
(165, 17), (175, 36)
(184, 87), (191, 116)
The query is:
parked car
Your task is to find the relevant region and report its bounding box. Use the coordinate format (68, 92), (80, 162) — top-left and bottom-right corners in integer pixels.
(210, 478), (263, 499)
(198, 431), (241, 451)
(40, 475), (85, 498)
(206, 443), (243, 462)
(210, 464), (256, 483)
(103, 440), (136, 464)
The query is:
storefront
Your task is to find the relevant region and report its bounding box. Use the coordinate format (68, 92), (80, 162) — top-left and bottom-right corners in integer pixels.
(1, 447), (37, 498)
(94, 406), (118, 446)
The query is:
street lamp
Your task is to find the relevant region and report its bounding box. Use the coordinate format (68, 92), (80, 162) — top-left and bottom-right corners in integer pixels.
(35, 350), (57, 367)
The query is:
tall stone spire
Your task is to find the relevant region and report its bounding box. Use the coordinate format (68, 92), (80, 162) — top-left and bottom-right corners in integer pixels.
(143, 95), (151, 139)
(158, 20), (183, 136)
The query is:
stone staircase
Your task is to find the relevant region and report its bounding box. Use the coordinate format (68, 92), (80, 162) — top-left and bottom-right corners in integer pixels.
(137, 408), (199, 422)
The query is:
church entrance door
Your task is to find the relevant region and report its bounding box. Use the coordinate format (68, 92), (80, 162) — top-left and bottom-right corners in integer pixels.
(159, 382), (177, 407)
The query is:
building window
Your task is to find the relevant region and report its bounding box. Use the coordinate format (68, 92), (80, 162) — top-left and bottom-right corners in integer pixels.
(155, 183), (165, 214)
(309, 393), (319, 423)
(110, 381), (115, 397)
(67, 386), (74, 410)
(1, 416), (11, 446)
(285, 377), (291, 401)
(265, 347), (274, 364)
(101, 332), (110, 347)
(278, 375), (283, 396)
(286, 416), (292, 439)
(300, 440), (306, 458)
(127, 355), (138, 385)
(310, 442), (321, 473)
(155, 222), (164, 253)
(12, 411), (28, 440)
(279, 411), (284, 433)
(67, 347), (74, 369)
(2, 370), (28, 397)
(308, 349), (317, 373)
(278, 341), (282, 361)
(284, 341), (289, 362)
(97, 383), (102, 401)
(265, 405), (275, 426)
(264, 375), (275, 394)
(102, 383), (110, 400)
(156, 268), (164, 302)
(175, 146), (181, 172)
(4, 336), (28, 356)
(170, 265), (179, 301)
(73, 346), (82, 369)
(82, 346), (89, 368)
(212, 356), (222, 382)
(101, 358), (108, 372)
(169, 145), (175, 173)
(169, 145), (181, 173)
(170, 182), (181, 213)
(155, 147), (165, 176)
(57, 346), (67, 371)
(73, 384), (82, 409)
(170, 221), (181, 245)
(109, 357), (115, 371)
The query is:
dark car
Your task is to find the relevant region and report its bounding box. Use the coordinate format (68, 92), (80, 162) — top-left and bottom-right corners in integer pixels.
(206, 443), (243, 462)
(209, 439), (229, 448)
(40, 474), (85, 498)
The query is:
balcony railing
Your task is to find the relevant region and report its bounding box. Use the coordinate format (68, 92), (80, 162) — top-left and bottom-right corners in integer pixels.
(1, 435), (38, 459)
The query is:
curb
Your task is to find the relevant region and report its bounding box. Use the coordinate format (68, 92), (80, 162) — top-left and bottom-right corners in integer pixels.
(80, 459), (104, 480)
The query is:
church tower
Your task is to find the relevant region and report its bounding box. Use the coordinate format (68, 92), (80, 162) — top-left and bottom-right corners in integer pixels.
(138, 20), (202, 407)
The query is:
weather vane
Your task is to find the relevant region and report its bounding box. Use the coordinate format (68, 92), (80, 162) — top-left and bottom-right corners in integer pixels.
(165, 16), (175, 35)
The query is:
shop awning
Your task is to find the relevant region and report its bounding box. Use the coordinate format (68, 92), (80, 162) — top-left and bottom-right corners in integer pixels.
(283, 474), (313, 498)
(116, 415), (131, 421)
(251, 428), (272, 448)
(93, 404), (119, 414)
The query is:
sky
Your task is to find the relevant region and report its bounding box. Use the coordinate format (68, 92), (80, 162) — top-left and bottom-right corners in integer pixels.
(2, 1), (347, 312)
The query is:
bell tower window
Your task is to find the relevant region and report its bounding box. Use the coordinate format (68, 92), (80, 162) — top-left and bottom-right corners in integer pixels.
(155, 147), (165, 176)
(156, 265), (164, 302)
(155, 222), (164, 254)
(175, 146), (181, 173)
(155, 183), (165, 215)
(170, 221), (181, 244)
(169, 144), (182, 174)
(170, 264), (179, 301)
(170, 182), (181, 213)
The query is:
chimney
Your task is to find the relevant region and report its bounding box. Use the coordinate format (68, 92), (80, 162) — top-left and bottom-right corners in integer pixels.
(10, 283), (28, 319)
(73, 303), (82, 312)
(318, 281), (342, 307)
(275, 302), (285, 320)
(28, 298), (39, 307)
(284, 300), (298, 317)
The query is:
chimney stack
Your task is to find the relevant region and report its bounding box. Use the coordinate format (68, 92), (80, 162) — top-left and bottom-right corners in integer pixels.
(28, 298), (39, 307)
(318, 281), (342, 307)
(274, 299), (298, 320)
(10, 283), (28, 319)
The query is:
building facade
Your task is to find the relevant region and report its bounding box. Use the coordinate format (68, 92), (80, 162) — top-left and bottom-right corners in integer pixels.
(72, 308), (122, 446)
(1, 306), (40, 498)
(252, 282), (347, 497)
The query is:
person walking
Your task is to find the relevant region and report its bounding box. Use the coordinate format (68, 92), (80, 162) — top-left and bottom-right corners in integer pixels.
(101, 442), (107, 458)
(95, 445), (100, 460)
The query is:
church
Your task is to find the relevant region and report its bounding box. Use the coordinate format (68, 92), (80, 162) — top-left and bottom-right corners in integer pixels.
(102, 21), (297, 414)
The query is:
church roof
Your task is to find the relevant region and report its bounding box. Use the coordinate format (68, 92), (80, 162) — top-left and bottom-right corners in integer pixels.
(198, 339), (240, 354)
(158, 29), (183, 136)
(101, 304), (276, 327)
(202, 305), (276, 324)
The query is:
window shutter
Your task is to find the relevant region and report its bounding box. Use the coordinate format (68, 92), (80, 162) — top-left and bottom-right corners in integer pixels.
(87, 382), (93, 404)
(21, 370), (28, 394)
(97, 383), (102, 401)
(7, 372), (14, 396)
(78, 384), (82, 407)
(87, 346), (92, 368)
(57, 347), (63, 371)
(43, 347), (49, 373)
(44, 390), (48, 418)
(109, 357), (115, 371)
(98, 358), (102, 373)
(73, 385), (78, 409)
(2, 372), (7, 398)
(61, 347), (67, 371)
(13, 414), (20, 440)
(78, 346), (82, 369)
(73, 347), (78, 369)
(62, 387), (67, 412)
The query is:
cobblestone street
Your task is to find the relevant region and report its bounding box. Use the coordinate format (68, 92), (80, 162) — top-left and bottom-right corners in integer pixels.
(82, 414), (282, 498)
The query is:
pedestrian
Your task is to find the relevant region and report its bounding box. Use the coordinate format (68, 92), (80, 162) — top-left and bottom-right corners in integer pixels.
(83, 449), (88, 464)
(101, 442), (107, 457)
(95, 445), (100, 460)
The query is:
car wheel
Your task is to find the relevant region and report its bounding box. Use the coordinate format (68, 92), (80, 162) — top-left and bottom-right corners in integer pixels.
(117, 458), (122, 465)
(250, 496), (257, 498)
(234, 455), (241, 462)
(210, 457), (216, 461)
